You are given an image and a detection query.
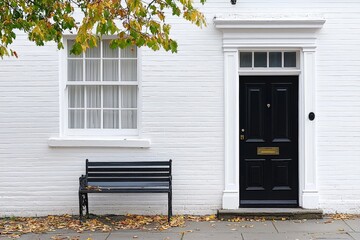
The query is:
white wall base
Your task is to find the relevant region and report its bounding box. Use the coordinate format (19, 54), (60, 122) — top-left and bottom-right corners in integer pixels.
(222, 191), (239, 209)
(302, 191), (320, 209)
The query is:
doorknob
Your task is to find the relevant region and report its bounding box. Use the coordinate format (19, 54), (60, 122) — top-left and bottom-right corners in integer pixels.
(267, 103), (271, 108)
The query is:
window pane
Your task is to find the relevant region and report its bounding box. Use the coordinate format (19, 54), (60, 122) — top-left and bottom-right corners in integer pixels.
(121, 47), (137, 58)
(69, 110), (84, 128)
(254, 52), (267, 67)
(87, 110), (101, 128)
(103, 60), (119, 81)
(103, 86), (119, 108)
(269, 52), (282, 67)
(104, 110), (119, 129)
(284, 52), (297, 67)
(85, 60), (100, 81)
(68, 86), (84, 108)
(121, 86), (137, 108)
(67, 40), (82, 58)
(85, 45), (100, 58)
(103, 40), (119, 58)
(121, 110), (137, 129)
(240, 52), (252, 68)
(121, 60), (137, 81)
(68, 60), (83, 81)
(86, 86), (101, 108)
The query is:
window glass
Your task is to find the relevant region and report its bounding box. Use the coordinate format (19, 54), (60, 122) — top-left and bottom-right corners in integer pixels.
(121, 110), (137, 129)
(85, 60), (101, 81)
(284, 52), (297, 67)
(254, 52), (267, 67)
(103, 40), (118, 58)
(240, 52), (252, 68)
(121, 60), (137, 81)
(269, 52), (282, 67)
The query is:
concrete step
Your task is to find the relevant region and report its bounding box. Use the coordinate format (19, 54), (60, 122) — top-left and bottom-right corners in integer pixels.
(218, 208), (323, 220)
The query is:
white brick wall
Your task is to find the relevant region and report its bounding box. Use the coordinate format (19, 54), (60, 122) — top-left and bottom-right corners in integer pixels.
(0, 0), (360, 216)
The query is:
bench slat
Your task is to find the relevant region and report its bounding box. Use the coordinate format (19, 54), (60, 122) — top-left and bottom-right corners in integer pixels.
(87, 167), (170, 172)
(87, 173), (170, 177)
(87, 177), (170, 182)
(87, 161), (170, 167)
(80, 189), (169, 193)
(86, 181), (169, 187)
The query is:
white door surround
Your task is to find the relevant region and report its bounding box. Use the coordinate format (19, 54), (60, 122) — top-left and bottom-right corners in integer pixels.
(214, 15), (325, 209)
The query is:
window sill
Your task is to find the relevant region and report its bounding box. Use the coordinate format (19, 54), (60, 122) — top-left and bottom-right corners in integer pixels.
(48, 137), (151, 148)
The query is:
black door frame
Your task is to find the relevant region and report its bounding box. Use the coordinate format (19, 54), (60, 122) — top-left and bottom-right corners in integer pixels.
(239, 75), (299, 208)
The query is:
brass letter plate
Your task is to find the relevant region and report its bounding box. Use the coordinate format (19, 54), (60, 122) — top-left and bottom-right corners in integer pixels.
(257, 147), (279, 155)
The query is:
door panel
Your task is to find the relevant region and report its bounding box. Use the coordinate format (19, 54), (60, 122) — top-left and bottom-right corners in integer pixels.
(271, 85), (291, 142)
(240, 76), (298, 207)
(246, 84), (266, 142)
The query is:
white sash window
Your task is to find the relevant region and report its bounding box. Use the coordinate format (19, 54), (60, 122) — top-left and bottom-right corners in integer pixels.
(64, 39), (139, 136)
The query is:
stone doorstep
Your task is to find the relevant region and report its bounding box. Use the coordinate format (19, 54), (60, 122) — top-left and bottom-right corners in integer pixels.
(217, 208), (323, 220)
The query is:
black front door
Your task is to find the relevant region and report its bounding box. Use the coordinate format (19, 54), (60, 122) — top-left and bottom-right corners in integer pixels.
(240, 76), (298, 207)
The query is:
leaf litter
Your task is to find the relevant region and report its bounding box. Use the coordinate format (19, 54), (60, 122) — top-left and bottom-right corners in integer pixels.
(0, 214), (219, 238)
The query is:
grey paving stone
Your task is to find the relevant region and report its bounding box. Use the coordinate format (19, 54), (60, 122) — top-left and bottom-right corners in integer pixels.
(37, 232), (109, 240)
(0, 234), (41, 240)
(107, 232), (182, 240)
(273, 219), (353, 233)
(165, 221), (276, 233)
(182, 232), (242, 240)
(349, 232), (360, 240)
(309, 233), (353, 239)
(344, 219), (360, 232)
(242, 232), (312, 240)
(243, 232), (353, 240)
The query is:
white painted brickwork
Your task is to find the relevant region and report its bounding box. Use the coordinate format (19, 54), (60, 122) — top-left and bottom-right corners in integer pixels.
(0, 0), (360, 216)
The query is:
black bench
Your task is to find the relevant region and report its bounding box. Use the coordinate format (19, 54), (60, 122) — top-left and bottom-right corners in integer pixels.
(79, 159), (172, 221)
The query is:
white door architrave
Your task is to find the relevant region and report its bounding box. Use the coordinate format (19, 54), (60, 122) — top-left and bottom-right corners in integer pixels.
(214, 15), (325, 209)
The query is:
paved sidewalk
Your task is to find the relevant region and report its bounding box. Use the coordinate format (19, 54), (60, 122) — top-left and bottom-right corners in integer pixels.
(4, 218), (360, 240)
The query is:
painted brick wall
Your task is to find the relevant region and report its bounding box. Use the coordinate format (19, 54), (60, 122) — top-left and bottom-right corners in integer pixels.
(0, 0), (360, 216)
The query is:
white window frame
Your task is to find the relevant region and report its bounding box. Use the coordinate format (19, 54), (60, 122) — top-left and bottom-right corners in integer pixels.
(59, 36), (142, 138)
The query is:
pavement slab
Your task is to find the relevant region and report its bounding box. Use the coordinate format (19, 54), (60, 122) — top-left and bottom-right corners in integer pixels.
(37, 232), (110, 240)
(107, 232), (182, 240)
(164, 220), (276, 233)
(349, 232), (360, 240)
(242, 232), (311, 240)
(273, 219), (353, 233)
(182, 232), (242, 240)
(344, 219), (360, 232)
(0, 234), (41, 240)
(243, 232), (354, 240)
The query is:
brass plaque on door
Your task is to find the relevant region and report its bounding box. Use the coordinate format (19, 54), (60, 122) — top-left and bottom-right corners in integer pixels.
(257, 147), (279, 155)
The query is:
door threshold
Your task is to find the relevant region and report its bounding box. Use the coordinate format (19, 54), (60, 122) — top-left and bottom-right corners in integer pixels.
(217, 208), (323, 220)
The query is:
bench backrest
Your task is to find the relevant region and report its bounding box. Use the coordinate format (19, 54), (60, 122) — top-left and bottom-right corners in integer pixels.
(85, 159), (172, 183)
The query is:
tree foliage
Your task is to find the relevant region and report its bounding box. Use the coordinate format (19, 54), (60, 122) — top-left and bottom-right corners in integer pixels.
(0, 0), (206, 57)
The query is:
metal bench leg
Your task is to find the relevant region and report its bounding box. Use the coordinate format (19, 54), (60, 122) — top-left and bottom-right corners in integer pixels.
(79, 192), (84, 220)
(79, 193), (88, 220)
(85, 193), (89, 218)
(168, 190), (172, 223)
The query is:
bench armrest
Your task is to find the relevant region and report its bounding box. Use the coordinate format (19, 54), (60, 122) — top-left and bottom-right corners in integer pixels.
(79, 175), (87, 189)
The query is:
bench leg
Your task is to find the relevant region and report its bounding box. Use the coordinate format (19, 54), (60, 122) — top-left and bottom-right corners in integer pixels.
(85, 193), (89, 217)
(79, 193), (89, 219)
(79, 192), (84, 220)
(168, 191), (172, 223)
